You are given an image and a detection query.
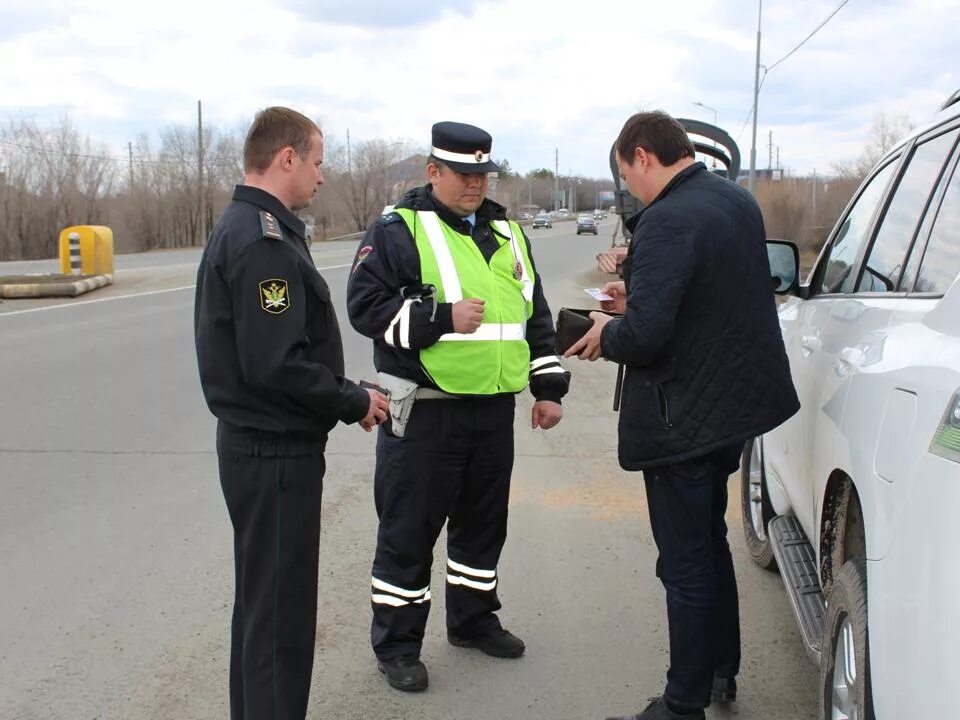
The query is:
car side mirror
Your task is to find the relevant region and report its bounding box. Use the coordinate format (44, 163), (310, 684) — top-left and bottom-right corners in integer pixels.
(767, 240), (800, 295)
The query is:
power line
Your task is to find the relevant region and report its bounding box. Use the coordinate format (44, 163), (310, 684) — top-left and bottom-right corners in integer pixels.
(734, 0), (851, 142)
(766, 0), (851, 74)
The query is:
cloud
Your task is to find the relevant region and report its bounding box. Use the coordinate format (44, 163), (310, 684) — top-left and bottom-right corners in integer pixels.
(279, 0), (469, 27)
(0, 0), (957, 180)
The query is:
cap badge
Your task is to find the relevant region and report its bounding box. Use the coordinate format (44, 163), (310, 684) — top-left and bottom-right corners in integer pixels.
(474, 150), (484, 162)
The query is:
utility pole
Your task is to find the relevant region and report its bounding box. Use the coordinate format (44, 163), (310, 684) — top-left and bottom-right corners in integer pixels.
(768, 130), (773, 171)
(776, 146), (780, 170)
(347, 128), (352, 174)
(197, 100), (205, 244)
(128, 141), (134, 192)
(748, 0), (763, 193)
(554, 148), (559, 211)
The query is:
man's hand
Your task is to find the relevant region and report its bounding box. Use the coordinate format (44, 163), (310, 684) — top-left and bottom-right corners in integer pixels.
(600, 280), (627, 314)
(563, 311), (615, 361)
(452, 298), (485, 333)
(531, 400), (563, 430)
(360, 388), (390, 432)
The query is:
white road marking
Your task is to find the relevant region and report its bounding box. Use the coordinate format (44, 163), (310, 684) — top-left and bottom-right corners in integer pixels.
(0, 263), (354, 318)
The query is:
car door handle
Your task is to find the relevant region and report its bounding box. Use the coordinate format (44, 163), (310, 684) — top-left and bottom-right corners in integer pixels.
(801, 335), (821, 356)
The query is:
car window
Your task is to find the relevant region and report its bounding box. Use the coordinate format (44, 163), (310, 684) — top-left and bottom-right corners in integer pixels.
(857, 129), (960, 294)
(914, 157), (960, 294)
(819, 160), (898, 295)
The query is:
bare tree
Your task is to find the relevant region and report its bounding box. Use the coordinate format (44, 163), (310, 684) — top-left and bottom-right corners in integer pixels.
(0, 116), (115, 261)
(833, 110), (914, 180)
(327, 137), (422, 232)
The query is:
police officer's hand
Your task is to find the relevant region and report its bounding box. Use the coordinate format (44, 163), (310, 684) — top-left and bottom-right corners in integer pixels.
(531, 400), (563, 430)
(361, 389), (389, 432)
(452, 298), (485, 333)
(600, 281), (627, 314)
(563, 311), (614, 361)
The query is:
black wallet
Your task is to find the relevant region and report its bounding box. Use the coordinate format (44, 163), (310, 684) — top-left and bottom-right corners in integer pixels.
(554, 308), (621, 355)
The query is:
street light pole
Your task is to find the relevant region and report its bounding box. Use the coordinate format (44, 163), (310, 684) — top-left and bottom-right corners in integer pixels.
(749, 0), (763, 194)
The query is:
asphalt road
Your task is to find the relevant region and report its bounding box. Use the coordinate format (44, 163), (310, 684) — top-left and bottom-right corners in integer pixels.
(0, 217), (817, 719)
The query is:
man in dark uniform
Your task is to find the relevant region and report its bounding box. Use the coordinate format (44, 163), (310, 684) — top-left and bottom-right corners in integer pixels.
(565, 111), (800, 720)
(194, 106), (389, 720)
(347, 121), (570, 692)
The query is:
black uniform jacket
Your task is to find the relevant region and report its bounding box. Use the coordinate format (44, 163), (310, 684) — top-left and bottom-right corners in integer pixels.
(346, 185), (570, 404)
(194, 185), (369, 439)
(601, 163), (800, 469)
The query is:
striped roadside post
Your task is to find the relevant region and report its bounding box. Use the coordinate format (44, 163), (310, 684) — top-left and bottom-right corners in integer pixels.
(69, 232), (82, 275)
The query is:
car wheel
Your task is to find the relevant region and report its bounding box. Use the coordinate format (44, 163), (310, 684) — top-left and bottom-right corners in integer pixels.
(740, 437), (777, 571)
(820, 560), (874, 720)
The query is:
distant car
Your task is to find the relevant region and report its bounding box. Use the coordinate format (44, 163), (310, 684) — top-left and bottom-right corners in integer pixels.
(532, 213), (552, 229)
(518, 212), (534, 221)
(576, 216), (597, 235)
(593, 209), (605, 221)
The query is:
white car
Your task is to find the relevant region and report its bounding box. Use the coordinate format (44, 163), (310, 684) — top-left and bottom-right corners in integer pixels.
(745, 88), (960, 719)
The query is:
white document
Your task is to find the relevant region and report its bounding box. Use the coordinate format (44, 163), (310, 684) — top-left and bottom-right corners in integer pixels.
(584, 287), (614, 301)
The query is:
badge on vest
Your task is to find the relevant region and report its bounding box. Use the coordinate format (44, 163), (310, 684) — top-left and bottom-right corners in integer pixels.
(259, 279), (290, 314)
(513, 260), (523, 280)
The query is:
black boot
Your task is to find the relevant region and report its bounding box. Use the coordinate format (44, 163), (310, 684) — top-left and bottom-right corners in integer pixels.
(377, 655), (428, 692)
(605, 696), (706, 720)
(448, 627), (525, 658)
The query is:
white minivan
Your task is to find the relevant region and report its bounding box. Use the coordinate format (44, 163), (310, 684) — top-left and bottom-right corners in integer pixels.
(744, 89), (960, 719)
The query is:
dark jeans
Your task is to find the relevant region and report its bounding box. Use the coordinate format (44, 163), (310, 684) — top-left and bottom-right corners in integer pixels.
(217, 422), (327, 720)
(643, 442), (743, 710)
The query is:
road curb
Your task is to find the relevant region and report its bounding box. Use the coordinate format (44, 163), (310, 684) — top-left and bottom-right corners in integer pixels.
(0, 274), (113, 298)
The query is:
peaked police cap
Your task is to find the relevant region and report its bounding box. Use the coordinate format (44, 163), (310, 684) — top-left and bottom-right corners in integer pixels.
(430, 121), (500, 174)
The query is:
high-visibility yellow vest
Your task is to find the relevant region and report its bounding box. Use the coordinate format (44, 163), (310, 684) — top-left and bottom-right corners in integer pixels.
(394, 208), (535, 395)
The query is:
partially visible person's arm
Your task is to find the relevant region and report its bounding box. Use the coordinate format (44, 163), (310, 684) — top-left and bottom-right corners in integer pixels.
(347, 217), (466, 348)
(600, 213), (696, 366)
(518, 228), (569, 429)
(231, 238), (370, 424)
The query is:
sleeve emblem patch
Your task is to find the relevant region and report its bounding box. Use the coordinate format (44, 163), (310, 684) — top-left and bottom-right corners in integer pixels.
(259, 279), (290, 314)
(352, 245), (374, 274)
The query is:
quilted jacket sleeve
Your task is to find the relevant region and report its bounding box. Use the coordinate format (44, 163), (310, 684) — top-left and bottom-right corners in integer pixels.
(600, 209), (697, 367)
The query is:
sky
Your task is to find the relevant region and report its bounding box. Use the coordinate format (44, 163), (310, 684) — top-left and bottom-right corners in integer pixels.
(1, 0), (959, 180)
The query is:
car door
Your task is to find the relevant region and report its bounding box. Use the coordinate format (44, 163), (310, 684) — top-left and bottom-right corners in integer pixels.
(768, 158), (900, 538)
(818, 126), (960, 553)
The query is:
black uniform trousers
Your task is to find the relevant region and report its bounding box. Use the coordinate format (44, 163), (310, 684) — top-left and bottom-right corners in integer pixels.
(217, 421), (327, 720)
(643, 441), (744, 711)
(370, 394), (515, 660)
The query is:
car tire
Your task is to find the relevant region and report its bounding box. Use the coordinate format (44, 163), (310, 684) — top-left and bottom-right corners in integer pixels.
(740, 437), (777, 571)
(820, 559), (874, 720)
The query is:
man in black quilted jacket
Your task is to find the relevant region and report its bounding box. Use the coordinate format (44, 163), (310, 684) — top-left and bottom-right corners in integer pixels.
(565, 111), (799, 720)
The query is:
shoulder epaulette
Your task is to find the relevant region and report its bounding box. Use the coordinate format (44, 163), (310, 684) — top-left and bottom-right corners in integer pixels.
(259, 211), (283, 240)
(378, 212), (403, 226)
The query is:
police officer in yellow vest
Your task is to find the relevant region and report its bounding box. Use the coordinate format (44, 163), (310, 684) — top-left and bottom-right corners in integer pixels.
(347, 121), (570, 692)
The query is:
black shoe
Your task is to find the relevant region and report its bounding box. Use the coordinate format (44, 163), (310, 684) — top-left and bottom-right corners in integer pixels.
(448, 627), (525, 658)
(376, 655), (428, 692)
(711, 675), (737, 703)
(605, 696), (706, 720)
